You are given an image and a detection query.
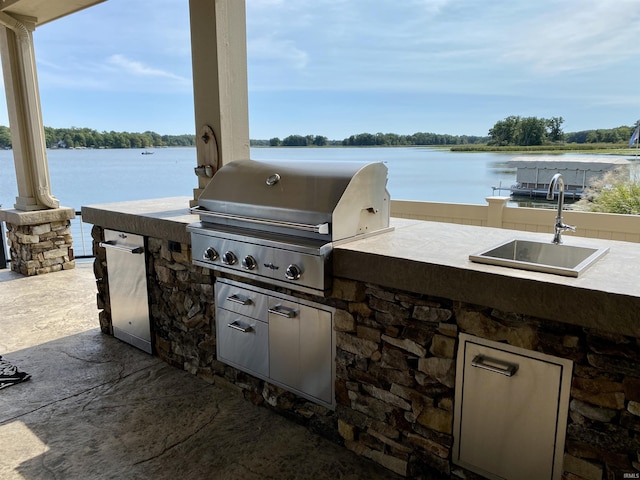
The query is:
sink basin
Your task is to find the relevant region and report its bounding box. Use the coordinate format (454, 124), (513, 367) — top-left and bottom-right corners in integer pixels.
(469, 239), (609, 277)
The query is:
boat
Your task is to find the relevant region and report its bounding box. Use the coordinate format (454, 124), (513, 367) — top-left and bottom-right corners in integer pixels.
(141, 150), (154, 155)
(507, 156), (630, 198)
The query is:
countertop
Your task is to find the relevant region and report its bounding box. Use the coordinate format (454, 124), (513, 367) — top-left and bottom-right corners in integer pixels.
(82, 197), (197, 244)
(82, 197), (640, 338)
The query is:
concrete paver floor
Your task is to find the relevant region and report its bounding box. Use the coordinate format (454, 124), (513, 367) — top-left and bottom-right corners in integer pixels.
(0, 260), (401, 480)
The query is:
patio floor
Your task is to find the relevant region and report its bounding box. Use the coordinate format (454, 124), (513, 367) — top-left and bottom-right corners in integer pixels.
(0, 260), (401, 480)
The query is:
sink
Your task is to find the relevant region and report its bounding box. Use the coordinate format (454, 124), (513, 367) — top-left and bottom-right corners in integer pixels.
(469, 239), (609, 277)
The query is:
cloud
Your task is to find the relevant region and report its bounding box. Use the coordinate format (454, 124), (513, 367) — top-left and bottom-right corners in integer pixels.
(37, 54), (191, 94)
(106, 54), (189, 83)
(33, 0), (192, 95)
(247, 34), (309, 70)
(501, 0), (640, 74)
(245, 0), (504, 93)
(244, 0), (640, 112)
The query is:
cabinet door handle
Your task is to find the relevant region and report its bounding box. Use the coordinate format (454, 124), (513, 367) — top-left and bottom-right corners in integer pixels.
(99, 241), (144, 254)
(471, 355), (518, 376)
(226, 294), (252, 306)
(268, 304), (298, 318)
(227, 321), (253, 333)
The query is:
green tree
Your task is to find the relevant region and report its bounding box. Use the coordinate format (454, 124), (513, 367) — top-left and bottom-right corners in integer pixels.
(282, 134), (308, 146)
(313, 135), (328, 146)
(546, 117), (564, 142)
(0, 125), (12, 148)
(72, 131), (86, 147)
(517, 116), (546, 146)
(489, 115), (563, 146)
(586, 131), (599, 143)
(62, 133), (73, 148)
(488, 116), (520, 146)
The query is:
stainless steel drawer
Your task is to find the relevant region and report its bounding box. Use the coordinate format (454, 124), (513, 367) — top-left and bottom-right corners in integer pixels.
(216, 281), (268, 321)
(214, 278), (335, 409)
(453, 333), (573, 480)
(216, 309), (268, 378)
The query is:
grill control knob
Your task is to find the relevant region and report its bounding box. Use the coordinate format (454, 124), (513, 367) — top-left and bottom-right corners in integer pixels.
(204, 247), (219, 261)
(221, 251), (237, 265)
(241, 255), (257, 270)
(285, 264), (302, 280)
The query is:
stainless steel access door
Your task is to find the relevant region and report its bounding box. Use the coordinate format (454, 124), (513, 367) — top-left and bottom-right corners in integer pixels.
(268, 297), (333, 405)
(453, 334), (573, 480)
(101, 230), (152, 354)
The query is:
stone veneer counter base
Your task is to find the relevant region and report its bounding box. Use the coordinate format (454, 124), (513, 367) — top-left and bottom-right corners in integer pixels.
(82, 197), (640, 479)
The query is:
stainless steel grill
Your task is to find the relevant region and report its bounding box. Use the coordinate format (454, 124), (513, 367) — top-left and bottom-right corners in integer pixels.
(187, 159), (391, 295)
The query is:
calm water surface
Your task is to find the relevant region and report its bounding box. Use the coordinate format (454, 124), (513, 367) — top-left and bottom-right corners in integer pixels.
(0, 146), (520, 210)
(3, 147), (596, 255)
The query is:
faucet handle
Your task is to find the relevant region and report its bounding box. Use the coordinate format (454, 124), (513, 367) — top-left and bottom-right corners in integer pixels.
(563, 223), (576, 232)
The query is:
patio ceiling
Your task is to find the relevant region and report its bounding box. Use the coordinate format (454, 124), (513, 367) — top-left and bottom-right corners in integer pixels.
(0, 0), (106, 26)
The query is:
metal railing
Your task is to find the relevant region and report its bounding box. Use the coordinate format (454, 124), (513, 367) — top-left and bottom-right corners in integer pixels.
(72, 211), (94, 258)
(0, 221), (6, 269)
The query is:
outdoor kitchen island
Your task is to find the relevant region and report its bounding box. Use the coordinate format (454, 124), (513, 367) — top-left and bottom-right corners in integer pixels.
(82, 196), (640, 480)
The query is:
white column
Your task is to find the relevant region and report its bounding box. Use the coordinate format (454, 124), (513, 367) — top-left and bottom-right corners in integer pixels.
(0, 12), (59, 211)
(188, 0), (250, 204)
(486, 196), (509, 228)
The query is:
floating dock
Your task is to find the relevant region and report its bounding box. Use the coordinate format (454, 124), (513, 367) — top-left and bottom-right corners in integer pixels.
(506, 156), (631, 198)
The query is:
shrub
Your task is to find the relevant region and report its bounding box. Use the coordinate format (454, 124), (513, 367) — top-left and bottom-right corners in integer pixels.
(577, 167), (640, 214)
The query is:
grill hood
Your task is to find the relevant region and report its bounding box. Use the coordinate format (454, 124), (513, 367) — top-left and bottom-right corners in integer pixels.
(195, 159), (390, 242)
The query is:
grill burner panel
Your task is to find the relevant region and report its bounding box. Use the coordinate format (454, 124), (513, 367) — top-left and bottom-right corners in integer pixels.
(189, 225), (332, 295)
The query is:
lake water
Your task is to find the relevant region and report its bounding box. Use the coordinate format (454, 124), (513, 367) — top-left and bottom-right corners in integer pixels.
(0, 146), (520, 210)
(0, 146), (566, 256)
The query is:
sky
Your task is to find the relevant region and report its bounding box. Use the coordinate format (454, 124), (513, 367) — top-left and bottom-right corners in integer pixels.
(1, 0), (639, 140)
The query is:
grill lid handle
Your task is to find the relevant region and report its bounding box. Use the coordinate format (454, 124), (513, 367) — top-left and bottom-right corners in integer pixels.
(190, 206), (330, 235)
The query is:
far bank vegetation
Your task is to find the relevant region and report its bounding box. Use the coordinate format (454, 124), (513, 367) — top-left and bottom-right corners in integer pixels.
(0, 118), (635, 151)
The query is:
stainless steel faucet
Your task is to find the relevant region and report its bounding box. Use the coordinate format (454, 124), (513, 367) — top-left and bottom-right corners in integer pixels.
(546, 173), (576, 244)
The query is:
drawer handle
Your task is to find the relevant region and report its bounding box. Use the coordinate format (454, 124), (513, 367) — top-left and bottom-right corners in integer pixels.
(471, 355), (518, 377)
(268, 304), (297, 318)
(226, 294), (253, 306)
(227, 321), (253, 333)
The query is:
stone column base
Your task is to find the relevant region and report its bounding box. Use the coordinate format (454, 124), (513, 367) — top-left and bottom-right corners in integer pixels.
(0, 207), (76, 276)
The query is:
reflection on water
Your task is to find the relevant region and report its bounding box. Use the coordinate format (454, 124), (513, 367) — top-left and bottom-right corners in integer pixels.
(0, 146), (596, 210)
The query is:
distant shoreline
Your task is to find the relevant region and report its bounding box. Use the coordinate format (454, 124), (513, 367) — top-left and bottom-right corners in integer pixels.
(33, 143), (635, 156)
(255, 144), (637, 156)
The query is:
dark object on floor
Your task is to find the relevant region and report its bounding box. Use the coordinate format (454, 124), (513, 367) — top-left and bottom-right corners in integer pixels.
(0, 355), (31, 390)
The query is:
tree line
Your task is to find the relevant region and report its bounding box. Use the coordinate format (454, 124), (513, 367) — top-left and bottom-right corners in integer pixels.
(259, 120), (637, 148)
(263, 131), (490, 147)
(44, 127), (196, 149)
(564, 126), (638, 144)
(0, 121), (635, 150)
(487, 116), (564, 146)
(487, 116), (638, 147)
(0, 126), (196, 149)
